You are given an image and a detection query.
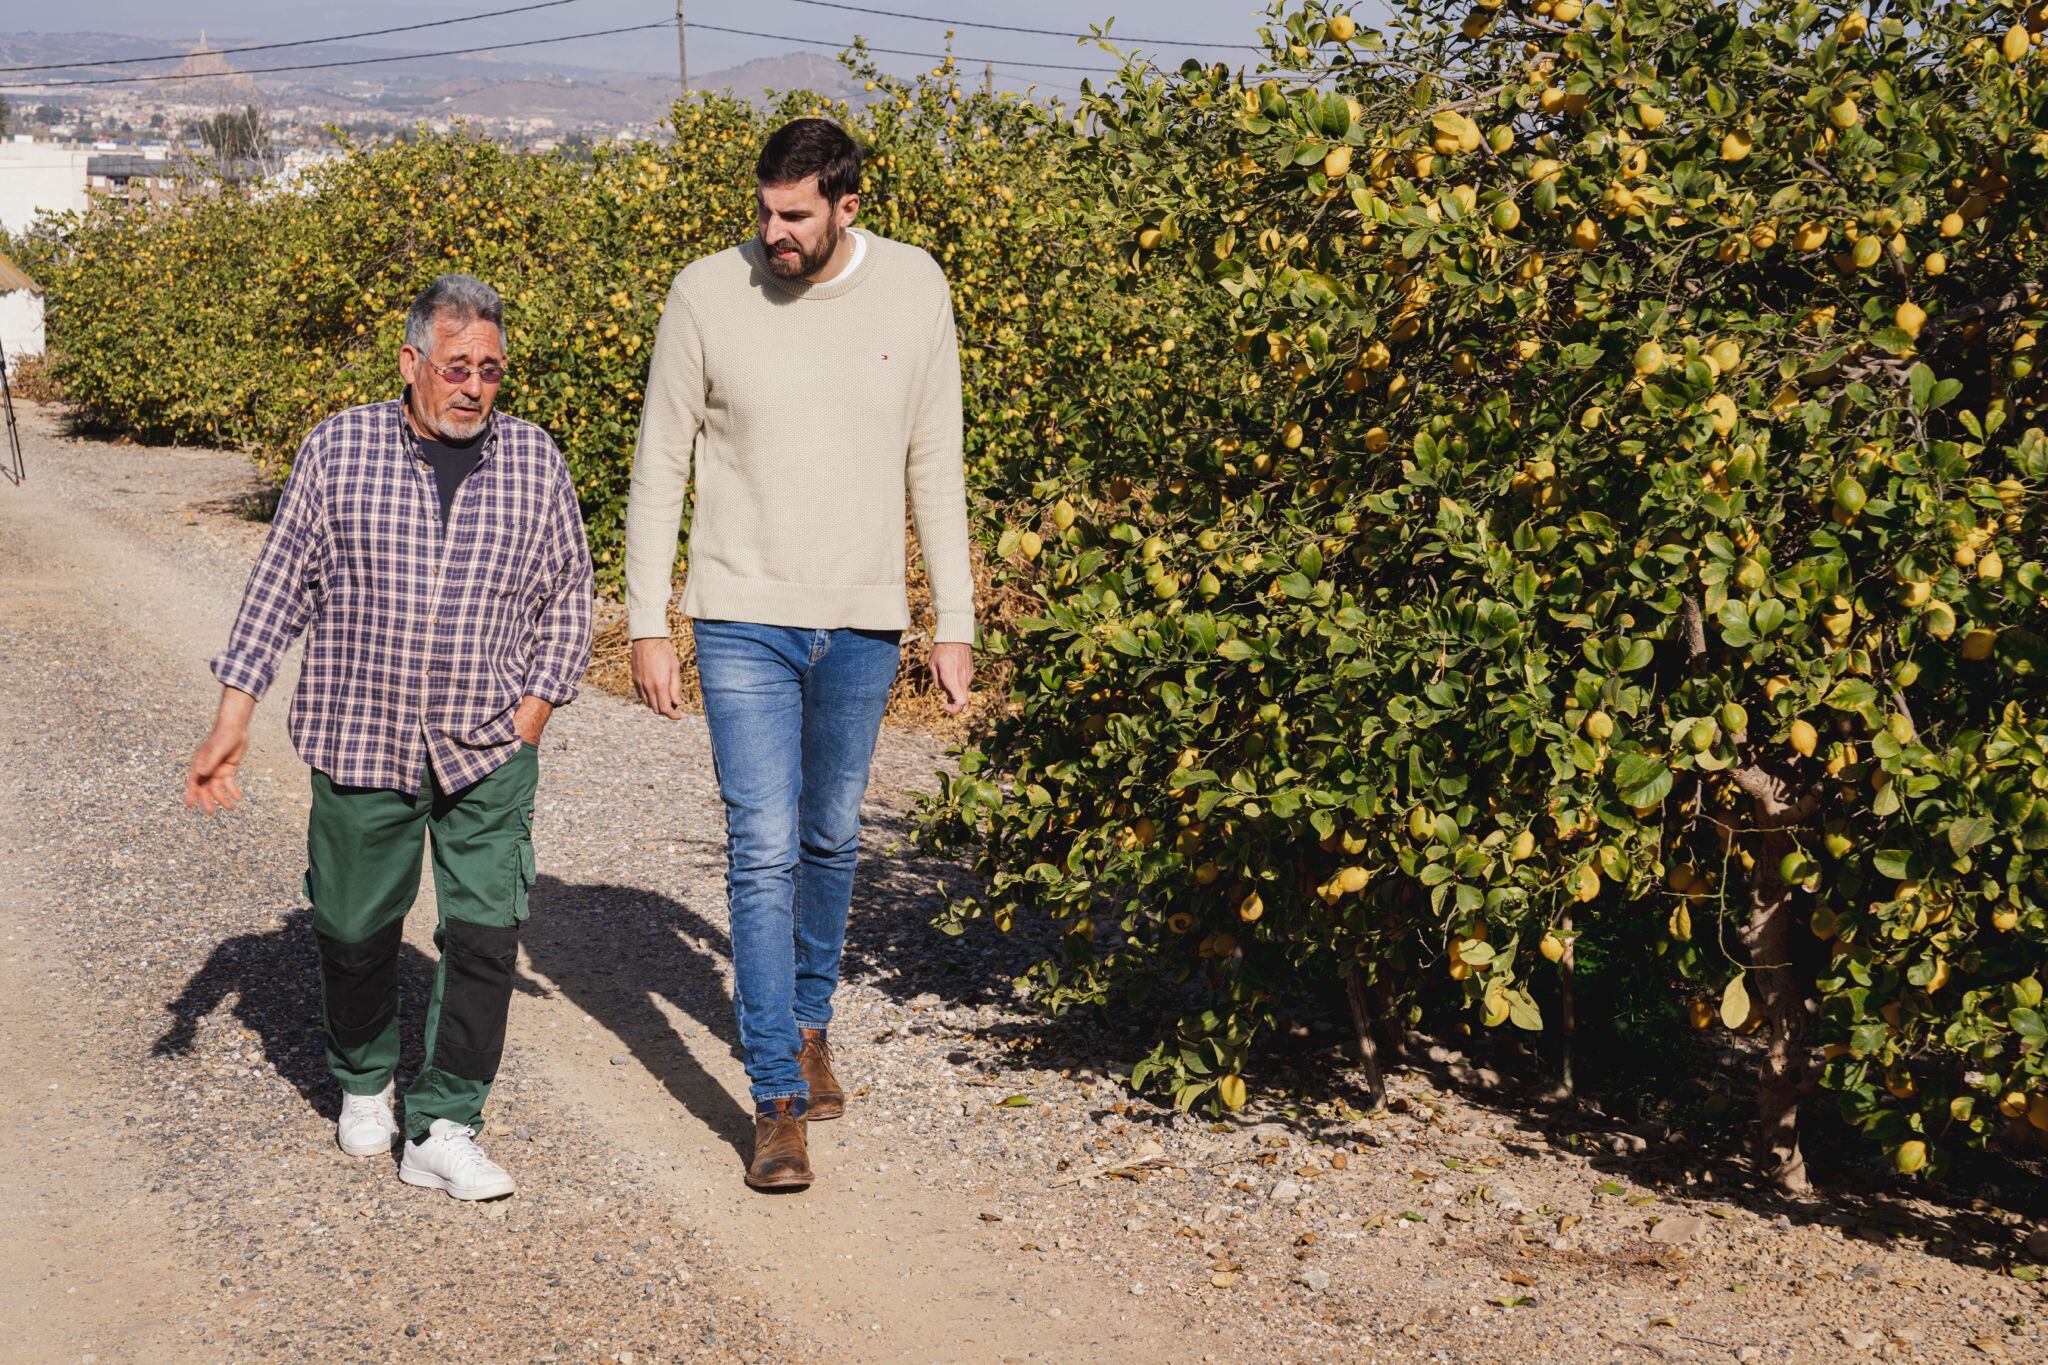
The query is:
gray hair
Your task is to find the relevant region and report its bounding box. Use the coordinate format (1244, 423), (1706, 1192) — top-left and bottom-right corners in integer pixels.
(404, 273), (506, 354)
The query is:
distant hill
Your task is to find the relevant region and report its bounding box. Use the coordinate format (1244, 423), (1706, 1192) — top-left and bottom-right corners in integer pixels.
(2, 31), (873, 127)
(692, 51), (868, 106)
(0, 31), (187, 69)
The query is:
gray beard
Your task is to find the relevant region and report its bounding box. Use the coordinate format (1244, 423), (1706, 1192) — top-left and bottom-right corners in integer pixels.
(433, 409), (488, 442)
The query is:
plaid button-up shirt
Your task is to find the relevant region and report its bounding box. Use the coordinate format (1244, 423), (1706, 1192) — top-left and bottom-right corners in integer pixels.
(213, 397), (594, 794)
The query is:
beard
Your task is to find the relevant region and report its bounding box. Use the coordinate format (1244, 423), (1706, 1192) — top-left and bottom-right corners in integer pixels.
(765, 218), (842, 279)
(433, 404), (488, 442)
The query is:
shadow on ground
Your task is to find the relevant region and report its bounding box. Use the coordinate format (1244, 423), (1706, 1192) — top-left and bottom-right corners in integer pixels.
(519, 871), (755, 1165)
(151, 906), (544, 1120)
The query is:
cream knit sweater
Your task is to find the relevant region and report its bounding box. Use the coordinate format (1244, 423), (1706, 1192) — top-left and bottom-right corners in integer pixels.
(623, 229), (975, 645)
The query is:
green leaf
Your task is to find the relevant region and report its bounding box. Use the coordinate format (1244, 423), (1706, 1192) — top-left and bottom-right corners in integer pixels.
(1720, 974), (1751, 1030)
(1614, 753), (1673, 807)
(1321, 92), (1352, 138)
(2010, 1008), (2046, 1046)
(1908, 362), (1935, 413)
(1508, 991), (1543, 1031)
(1947, 816), (1992, 858)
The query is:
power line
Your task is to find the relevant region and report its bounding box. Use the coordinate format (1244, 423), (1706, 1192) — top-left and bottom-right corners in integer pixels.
(686, 20), (1120, 73)
(0, 0), (601, 74)
(0, 15), (1127, 96)
(778, 0), (1256, 50)
(0, 20), (681, 91)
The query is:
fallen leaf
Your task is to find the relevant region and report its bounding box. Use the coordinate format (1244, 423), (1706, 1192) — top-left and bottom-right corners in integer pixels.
(1649, 1214), (1707, 1245)
(1210, 1271), (1238, 1288)
(999, 1094), (1033, 1107)
(1593, 1181), (1627, 1196)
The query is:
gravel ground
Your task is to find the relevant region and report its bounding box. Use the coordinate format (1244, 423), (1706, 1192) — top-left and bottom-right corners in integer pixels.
(3, 403), (2046, 1363)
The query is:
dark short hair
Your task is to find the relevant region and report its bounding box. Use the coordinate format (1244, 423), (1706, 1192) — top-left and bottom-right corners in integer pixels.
(755, 118), (862, 202)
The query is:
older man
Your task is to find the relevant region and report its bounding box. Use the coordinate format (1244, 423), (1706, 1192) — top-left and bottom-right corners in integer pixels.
(186, 273), (593, 1200)
(625, 118), (975, 1190)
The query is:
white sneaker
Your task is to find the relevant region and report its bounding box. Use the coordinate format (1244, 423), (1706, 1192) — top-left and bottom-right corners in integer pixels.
(397, 1119), (516, 1200)
(337, 1083), (398, 1157)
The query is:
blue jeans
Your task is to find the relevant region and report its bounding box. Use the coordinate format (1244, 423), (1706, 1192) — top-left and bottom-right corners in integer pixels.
(692, 620), (901, 1107)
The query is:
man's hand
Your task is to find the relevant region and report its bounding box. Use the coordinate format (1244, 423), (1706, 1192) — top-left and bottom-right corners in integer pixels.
(930, 641), (974, 716)
(187, 687), (256, 814)
(632, 635), (686, 719)
(514, 695), (554, 746)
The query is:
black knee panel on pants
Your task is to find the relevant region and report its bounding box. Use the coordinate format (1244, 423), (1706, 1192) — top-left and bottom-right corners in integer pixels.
(315, 919), (405, 1050)
(435, 918), (521, 1082)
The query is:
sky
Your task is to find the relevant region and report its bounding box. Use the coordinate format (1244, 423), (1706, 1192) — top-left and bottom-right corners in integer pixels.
(16, 2), (1399, 97)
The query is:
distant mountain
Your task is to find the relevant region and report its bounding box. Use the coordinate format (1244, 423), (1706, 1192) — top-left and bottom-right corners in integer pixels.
(692, 51), (868, 106)
(0, 31), (187, 69)
(1, 31), (873, 127)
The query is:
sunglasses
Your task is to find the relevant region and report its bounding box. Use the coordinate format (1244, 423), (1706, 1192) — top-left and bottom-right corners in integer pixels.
(423, 360), (506, 386)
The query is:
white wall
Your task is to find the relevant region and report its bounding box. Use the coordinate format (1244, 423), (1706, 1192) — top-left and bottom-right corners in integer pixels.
(0, 140), (92, 236)
(1, 291), (46, 371)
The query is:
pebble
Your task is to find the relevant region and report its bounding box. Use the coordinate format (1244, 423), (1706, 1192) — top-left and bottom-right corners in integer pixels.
(7, 413), (2038, 1365)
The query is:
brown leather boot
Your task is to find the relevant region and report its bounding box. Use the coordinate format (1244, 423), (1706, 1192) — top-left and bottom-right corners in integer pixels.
(746, 1098), (812, 1190)
(798, 1029), (846, 1121)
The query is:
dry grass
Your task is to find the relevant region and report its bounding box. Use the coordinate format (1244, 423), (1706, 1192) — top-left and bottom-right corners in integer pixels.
(583, 525), (1029, 745)
(7, 353), (63, 405)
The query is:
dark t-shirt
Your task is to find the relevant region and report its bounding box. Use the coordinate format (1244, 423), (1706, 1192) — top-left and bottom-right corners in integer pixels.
(419, 435), (483, 524)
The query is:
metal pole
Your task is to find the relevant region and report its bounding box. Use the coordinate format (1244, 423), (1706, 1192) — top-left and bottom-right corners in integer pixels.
(676, 1), (688, 96)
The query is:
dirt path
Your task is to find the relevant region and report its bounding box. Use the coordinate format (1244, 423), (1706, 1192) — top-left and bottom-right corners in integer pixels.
(8, 403), (2047, 1365)
(0, 405), (1184, 1362)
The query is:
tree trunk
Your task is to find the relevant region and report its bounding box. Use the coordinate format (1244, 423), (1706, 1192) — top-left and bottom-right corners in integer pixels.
(1372, 975), (1408, 1064)
(1345, 965), (1387, 1111)
(1558, 910), (1577, 1100)
(1742, 825), (1813, 1194)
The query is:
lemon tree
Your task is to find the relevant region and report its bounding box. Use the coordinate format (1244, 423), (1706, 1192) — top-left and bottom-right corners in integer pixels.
(915, 0), (2048, 1191)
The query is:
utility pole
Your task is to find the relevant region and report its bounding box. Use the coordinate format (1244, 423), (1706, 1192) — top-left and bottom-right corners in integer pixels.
(984, 61), (993, 97)
(676, 1), (688, 98)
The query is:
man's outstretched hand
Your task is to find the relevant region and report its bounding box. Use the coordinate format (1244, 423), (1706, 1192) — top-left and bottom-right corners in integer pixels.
(930, 641), (974, 716)
(187, 687), (256, 814)
(632, 635), (686, 719)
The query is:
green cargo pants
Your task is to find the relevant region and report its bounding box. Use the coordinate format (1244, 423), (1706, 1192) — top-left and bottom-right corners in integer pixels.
(307, 742), (539, 1140)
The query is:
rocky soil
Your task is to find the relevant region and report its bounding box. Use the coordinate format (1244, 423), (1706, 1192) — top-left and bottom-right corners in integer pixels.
(1, 402), (2043, 1363)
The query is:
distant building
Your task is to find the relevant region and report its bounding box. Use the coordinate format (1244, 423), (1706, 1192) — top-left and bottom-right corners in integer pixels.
(87, 151), (177, 204)
(0, 250), (44, 373)
(0, 137), (93, 235)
